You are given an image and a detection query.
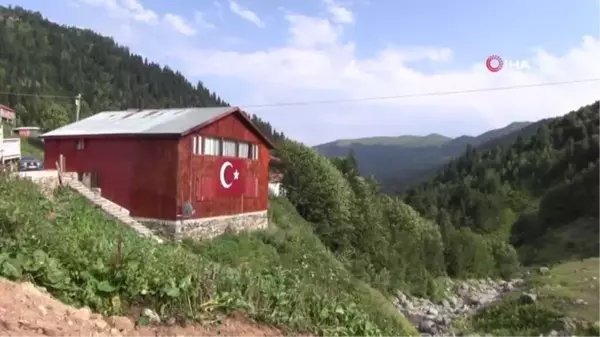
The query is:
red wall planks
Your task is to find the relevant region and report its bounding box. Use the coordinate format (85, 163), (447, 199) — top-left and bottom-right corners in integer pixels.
(43, 110), (271, 222)
(44, 137), (179, 220)
(178, 112), (270, 219)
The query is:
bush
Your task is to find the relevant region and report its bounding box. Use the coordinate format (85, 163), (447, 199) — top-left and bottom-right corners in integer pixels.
(445, 227), (495, 278)
(278, 140), (355, 252)
(279, 140), (447, 298)
(488, 240), (520, 279)
(472, 298), (564, 336)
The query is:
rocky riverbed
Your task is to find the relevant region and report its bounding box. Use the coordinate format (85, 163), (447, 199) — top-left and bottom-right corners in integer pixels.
(394, 269), (593, 337)
(394, 278), (524, 336)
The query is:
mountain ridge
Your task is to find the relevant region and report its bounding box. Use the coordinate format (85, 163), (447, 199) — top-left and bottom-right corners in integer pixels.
(318, 122), (531, 149)
(314, 121), (532, 193)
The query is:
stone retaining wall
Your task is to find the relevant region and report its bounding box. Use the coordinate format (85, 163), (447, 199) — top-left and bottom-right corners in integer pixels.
(138, 210), (269, 241)
(16, 171), (77, 197)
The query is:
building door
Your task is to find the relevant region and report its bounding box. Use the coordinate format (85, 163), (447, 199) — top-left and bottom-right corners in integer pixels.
(80, 172), (99, 189)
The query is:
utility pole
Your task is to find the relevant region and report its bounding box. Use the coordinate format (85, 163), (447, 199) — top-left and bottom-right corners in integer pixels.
(75, 93), (82, 121)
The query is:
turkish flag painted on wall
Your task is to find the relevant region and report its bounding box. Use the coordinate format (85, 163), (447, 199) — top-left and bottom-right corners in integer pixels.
(215, 158), (246, 197)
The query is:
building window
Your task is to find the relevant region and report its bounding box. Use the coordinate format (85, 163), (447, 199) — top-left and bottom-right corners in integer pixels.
(192, 136), (202, 155)
(76, 139), (85, 150)
(223, 139), (236, 157)
(238, 141), (250, 158)
(250, 144), (259, 160)
(203, 137), (221, 156)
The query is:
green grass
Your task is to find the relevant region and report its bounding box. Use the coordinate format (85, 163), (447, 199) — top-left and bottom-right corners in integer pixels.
(0, 173), (417, 336)
(461, 258), (600, 336)
(184, 198), (416, 335)
(529, 258), (599, 324)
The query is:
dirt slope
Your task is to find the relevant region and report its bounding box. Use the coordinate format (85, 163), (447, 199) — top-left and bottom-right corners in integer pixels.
(0, 278), (288, 336)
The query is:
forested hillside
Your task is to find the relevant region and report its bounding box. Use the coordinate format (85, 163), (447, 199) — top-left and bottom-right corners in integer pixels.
(0, 6), (418, 336)
(314, 122), (531, 193)
(405, 102), (599, 265)
(0, 3), (520, 301)
(0, 5), (284, 143)
(2, 4), (598, 336)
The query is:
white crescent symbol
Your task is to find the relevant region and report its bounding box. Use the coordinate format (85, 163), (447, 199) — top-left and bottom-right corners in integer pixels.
(220, 161), (233, 189)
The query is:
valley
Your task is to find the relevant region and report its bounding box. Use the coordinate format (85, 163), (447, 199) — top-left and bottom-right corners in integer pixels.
(314, 122), (531, 194)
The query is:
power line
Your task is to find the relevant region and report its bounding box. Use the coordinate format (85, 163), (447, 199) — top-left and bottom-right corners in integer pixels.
(0, 91), (75, 99)
(0, 78), (598, 108)
(240, 78), (600, 108)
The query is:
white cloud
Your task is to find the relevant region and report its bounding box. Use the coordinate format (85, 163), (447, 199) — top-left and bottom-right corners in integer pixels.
(286, 15), (340, 48)
(77, 0), (157, 23)
(228, 1), (265, 28)
(174, 13), (600, 143)
(194, 11), (216, 29)
(164, 13), (196, 36)
(121, 0), (157, 23)
(323, 0), (354, 24)
(71, 1), (600, 144)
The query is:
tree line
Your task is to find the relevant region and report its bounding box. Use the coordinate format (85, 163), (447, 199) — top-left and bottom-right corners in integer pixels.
(0, 5), (285, 143)
(2, 5), (597, 299)
(405, 102), (599, 266)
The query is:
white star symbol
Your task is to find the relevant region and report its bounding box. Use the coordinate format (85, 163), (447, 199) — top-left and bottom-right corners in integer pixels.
(233, 170), (240, 180)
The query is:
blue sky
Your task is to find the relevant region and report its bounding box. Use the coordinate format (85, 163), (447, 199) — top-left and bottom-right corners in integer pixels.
(2, 0), (599, 145)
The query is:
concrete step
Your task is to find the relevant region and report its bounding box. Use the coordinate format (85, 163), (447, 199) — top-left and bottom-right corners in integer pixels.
(62, 179), (163, 243)
(106, 209), (128, 217)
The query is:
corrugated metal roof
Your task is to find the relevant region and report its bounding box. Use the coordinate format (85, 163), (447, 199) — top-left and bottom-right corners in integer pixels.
(41, 107), (237, 137)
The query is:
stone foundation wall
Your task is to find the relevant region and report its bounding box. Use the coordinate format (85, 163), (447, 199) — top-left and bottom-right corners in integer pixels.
(16, 171), (77, 197)
(138, 210), (269, 241)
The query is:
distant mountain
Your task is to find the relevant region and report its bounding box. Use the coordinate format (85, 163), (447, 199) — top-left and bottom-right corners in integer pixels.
(330, 133), (452, 147)
(314, 122), (532, 193)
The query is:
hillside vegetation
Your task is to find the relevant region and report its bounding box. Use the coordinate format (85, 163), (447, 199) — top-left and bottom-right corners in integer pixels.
(405, 102), (599, 267)
(1, 5), (598, 336)
(0, 173), (417, 336)
(0, 6), (419, 335)
(0, 5), (285, 144)
(314, 122), (530, 193)
(277, 139), (519, 297)
(0, 6), (221, 129)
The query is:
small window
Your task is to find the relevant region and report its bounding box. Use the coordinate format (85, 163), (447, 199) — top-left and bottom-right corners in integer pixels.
(76, 139), (85, 150)
(192, 136), (202, 155)
(250, 144), (259, 160)
(238, 141), (250, 158)
(223, 139), (236, 157)
(203, 137), (221, 156)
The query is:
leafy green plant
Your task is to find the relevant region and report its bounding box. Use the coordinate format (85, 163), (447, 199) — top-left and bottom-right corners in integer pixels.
(472, 298), (564, 336)
(0, 173), (417, 336)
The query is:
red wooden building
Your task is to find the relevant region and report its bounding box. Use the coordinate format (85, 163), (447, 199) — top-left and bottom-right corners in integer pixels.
(13, 126), (41, 137)
(41, 107), (275, 238)
(0, 104), (15, 124)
